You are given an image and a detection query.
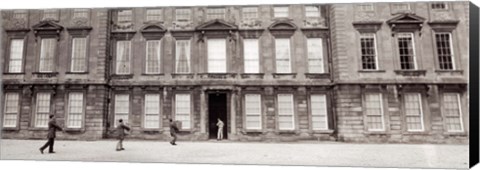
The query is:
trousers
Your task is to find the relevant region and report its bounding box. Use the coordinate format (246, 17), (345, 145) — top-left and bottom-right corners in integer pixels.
(40, 138), (55, 152)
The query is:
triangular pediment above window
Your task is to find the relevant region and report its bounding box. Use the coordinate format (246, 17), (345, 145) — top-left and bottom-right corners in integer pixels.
(32, 21), (63, 31)
(386, 13), (425, 25)
(140, 24), (167, 40)
(196, 19), (238, 31)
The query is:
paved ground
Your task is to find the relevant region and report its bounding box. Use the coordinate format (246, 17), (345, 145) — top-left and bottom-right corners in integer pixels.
(0, 139), (469, 169)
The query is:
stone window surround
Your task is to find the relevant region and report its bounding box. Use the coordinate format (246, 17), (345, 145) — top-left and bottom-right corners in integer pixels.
(397, 85), (431, 134)
(64, 89), (87, 131)
(110, 91), (132, 129)
(438, 85), (468, 136)
(352, 22), (384, 73)
(66, 27), (92, 74)
(428, 20), (462, 73)
(3, 32), (28, 74)
(361, 85), (390, 135)
(173, 92), (194, 132)
(142, 93), (163, 131)
(242, 93), (264, 132)
(274, 91), (297, 133)
(307, 90), (334, 134)
(2, 91), (22, 130)
(30, 90), (55, 130)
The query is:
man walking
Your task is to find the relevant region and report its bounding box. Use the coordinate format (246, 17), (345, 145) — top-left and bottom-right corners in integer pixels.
(116, 119), (130, 151)
(169, 119), (179, 145)
(216, 118), (224, 141)
(39, 115), (63, 154)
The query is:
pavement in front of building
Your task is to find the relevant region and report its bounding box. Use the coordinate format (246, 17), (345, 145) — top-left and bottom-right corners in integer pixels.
(0, 139), (469, 169)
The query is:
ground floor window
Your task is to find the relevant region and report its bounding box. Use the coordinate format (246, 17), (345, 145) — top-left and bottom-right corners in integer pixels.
(364, 93), (385, 131)
(67, 93), (84, 128)
(245, 94), (262, 130)
(144, 94), (161, 129)
(114, 94), (130, 127)
(3, 93), (19, 128)
(277, 94), (294, 130)
(442, 93), (464, 132)
(310, 94), (328, 130)
(175, 94), (191, 129)
(404, 93), (424, 131)
(35, 93), (51, 128)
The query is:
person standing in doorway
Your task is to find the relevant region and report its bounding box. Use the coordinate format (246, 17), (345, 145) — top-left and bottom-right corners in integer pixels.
(39, 115), (63, 154)
(169, 119), (179, 145)
(116, 119), (130, 151)
(216, 118), (224, 141)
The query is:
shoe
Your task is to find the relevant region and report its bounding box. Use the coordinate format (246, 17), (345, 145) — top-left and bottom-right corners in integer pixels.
(121, 148), (125, 150)
(48, 151), (55, 154)
(116, 149), (121, 151)
(172, 143), (177, 145)
(170, 141), (174, 145)
(39, 149), (44, 154)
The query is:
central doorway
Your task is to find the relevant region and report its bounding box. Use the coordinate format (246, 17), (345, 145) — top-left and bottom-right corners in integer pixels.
(208, 92), (228, 139)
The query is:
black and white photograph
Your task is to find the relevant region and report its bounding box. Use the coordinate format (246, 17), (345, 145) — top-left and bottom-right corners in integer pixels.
(0, 0), (478, 170)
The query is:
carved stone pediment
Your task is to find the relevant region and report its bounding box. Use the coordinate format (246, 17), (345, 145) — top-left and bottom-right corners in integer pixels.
(67, 27), (92, 37)
(140, 24), (167, 40)
(268, 20), (297, 38)
(352, 21), (383, 33)
(196, 19), (238, 31)
(32, 21), (63, 38)
(427, 20), (459, 32)
(387, 13), (425, 36)
(300, 27), (329, 38)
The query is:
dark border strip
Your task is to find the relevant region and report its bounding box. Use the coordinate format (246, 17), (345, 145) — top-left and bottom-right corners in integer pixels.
(470, 1), (479, 168)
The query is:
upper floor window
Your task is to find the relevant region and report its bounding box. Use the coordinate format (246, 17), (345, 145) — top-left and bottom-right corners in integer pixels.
(175, 40), (191, 73)
(431, 3), (447, 10)
(67, 93), (84, 128)
(242, 7), (258, 20)
(12, 10), (27, 19)
(310, 94), (328, 130)
(358, 4), (374, 11)
(305, 6), (320, 18)
(42, 9), (59, 21)
(39, 38), (56, 73)
(146, 40), (162, 74)
(307, 38), (325, 73)
(71, 38), (87, 72)
(114, 94), (130, 127)
(8, 39), (24, 73)
(397, 33), (416, 70)
(73, 9), (89, 18)
(175, 8), (191, 21)
(115, 41), (131, 74)
(274, 6), (289, 18)
(275, 38), (291, 73)
(35, 93), (51, 128)
(243, 39), (260, 73)
(207, 8), (225, 20)
(435, 32), (455, 70)
(404, 93), (424, 132)
(392, 3), (410, 11)
(146, 9), (163, 22)
(117, 9), (132, 23)
(3, 93), (19, 128)
(360, 33), (378, 70)
(364, 93), (385, 131)
(207, 39), (227, 73)
(442, 93), (464, 132)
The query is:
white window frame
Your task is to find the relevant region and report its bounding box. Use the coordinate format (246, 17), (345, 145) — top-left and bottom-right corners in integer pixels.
(39, 38), (56, 73)
(3, 93), (20, 128)
(277, 94), (295, 130)
(117, 9), (132, 23)
(207, 38), (227, 73)
(242, 7), (258, 20)
(42, 9), (58, 20)
(431, 2), (448, 10)
(275, 38), (292, 73)
(35, 93), (51, 128)
(307, 38), (325, 73)
(207, 8), (226, 20)
(435, 32), (456, 70)
(360, 33), (379, 70)
(175, 8), (191, 22)
(67, 92), (84, 128)
(442, 93), (464, 132)
(243, 39), (260, 73)
(8, 39), (24, 73)
(114, 94), (130, 127)
(175, 94), (192, 130)
(364, 93), (385, 131)
(358, 4), (374, 11)
(310, 94), (328, 130)
(305, 6), (320, 18)
(245, 94), (262, 130)
(71, 37), (88, 72)
(115, 41), (131, 75)
(397, 33), (417, 70)
(274, 6), (289, 18)
(12, 10), (27, 19)
(404, 93), (425, 132)
(73, 9), (89, 18)
(146, 9), (163, 21)
(144, 94), (161, 129)
(145, 40), (162, 74)
(175, 39), (191, 73)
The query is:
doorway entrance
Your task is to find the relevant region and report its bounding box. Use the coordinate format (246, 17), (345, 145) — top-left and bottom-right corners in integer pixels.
(208, 92), (228, 139)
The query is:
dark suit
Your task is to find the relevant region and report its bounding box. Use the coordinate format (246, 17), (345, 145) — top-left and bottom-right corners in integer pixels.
(40, 119), (62, 153)
(116, 122), (130, 150)
(170, 122), (179, 144)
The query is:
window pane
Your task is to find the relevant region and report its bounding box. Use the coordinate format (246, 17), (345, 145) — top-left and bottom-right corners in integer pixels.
(397, 33), (416, 70)
(208, 39), (227, 73)
(118, 10), (132, 23)
(116, 41), (131, 74)
(146, 9), (162, 21)
(73, 9), (89, 18)
(175, 94), (191, 129)
(114, 94), (129, 127)
(404, 93), (424, 131)
(242, 7), (258, 20)
(277, 94), (294, 130)
(431, 3), (446, 9)
(307, 38), (324, 73)
(39, 38), (56, 72)
(71, 38), (87, 72)
(207, 8), (225, 20)
(311, 94), (328, 130)
(67, 93), (83, 128)
(43, 9), (58, 20)
(243, 39), (259, 73)
(360, 34), (377, 70)
(443, 93), (463, 132)
(275, 39), (291, 73)
(365, 93), (384, 131)
(175, 8), (191, 21)
(175, 40), (191, 73)
(13, 10), (27, 19)
(305, 6), (320, 17)
(146, 40), (162, 74)
(3, 93), (19, 128)
(245, 94), (261, 130)
(9, 39), (24, 73)
(35, 93), (51, 128)
(435, 33), (454, 70)
(274, 7), (289, 18)
(144, 94), (160, 128)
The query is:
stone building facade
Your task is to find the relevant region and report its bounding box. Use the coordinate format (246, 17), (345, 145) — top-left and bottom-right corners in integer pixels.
(0, 1), (470, 143)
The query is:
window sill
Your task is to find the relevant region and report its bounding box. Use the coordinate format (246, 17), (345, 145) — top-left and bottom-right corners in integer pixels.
(272, 73), (296, 79)
(2, 127), (20, 131)
(3, 72), (25, 75)
(240, 73), (265, 79)
(111, 74), (134, 79)
(358, 70), (386, 73)
(305, 73), (330, 79)
(197, 73), (237, 79)
(443, 131), (467, 136)
(171, 73), (195, 79)
(142, 73), (165, 76)
(277, 130), (297, 135)
(65, 71), (89, 74)
(394, 70), (427, 76)
(141, 129), (163, 133)
(402, 131), (429, 135)
(242, 129), (264, 134)
(435, 70), (463, 75)
(32, 72), (59, 78)
(312, 129), (334, 134)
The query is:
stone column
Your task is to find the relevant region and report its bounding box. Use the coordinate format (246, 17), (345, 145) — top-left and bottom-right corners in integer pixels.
(200, 90), (206, 133)
(230, 91), (236, 134)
